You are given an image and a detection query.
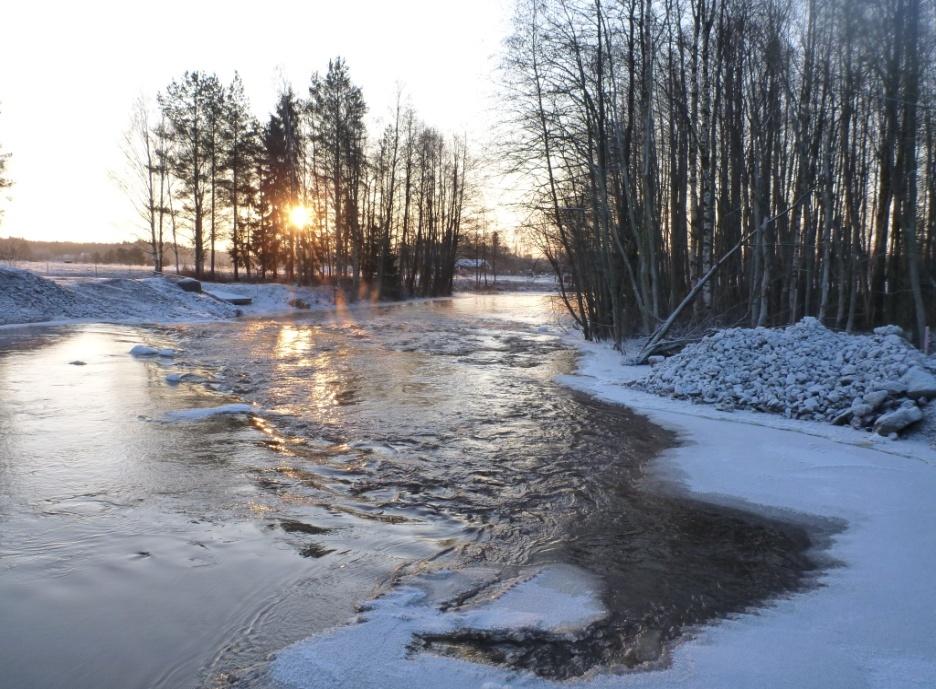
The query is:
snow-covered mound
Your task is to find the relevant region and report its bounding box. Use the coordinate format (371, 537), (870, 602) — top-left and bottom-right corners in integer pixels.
(636, 318), (936, 436)
(200, 281), (332, 317)
(0, 265), (89, 324)
(0, 266), (238, 325)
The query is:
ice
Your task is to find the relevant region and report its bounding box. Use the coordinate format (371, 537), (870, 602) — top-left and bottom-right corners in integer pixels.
(129, 344), (159, 357)
(129, 344), (175, 357)
(452, 565), (607, 634)
(164, 372), (207, 384)
(163, 403), (255, 421)
(269, 565), (608, 689)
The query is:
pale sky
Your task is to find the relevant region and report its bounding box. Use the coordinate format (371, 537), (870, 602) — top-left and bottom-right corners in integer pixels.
(0, 0), (515, 244)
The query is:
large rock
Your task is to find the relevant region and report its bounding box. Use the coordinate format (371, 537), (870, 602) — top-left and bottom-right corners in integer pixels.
(901, 366), (936, 399)
(873, 403), (924, 436)
(862, 390), (889, 410)
(176, 277), (202, 293)
(874, 324), (906, 338)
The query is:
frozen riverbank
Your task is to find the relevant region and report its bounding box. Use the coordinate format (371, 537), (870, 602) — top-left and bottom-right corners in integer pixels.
(6, 287), (933, 687)
(554, 341), (936, 688)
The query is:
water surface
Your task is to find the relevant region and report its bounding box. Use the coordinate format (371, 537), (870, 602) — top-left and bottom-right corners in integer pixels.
(0, 294), (823, 687)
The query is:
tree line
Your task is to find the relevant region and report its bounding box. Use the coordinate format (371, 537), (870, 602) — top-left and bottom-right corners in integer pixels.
(126, 59), (471, 299)
(0, 105), (10, 219)
(505, 0), (936, 348)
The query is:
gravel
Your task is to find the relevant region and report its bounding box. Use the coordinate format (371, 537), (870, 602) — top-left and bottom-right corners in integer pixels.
(0, 266), (237, 325)
(634, 317), (936, 437)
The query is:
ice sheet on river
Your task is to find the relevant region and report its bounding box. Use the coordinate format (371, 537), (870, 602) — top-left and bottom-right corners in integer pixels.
(270, 565), (610, 689)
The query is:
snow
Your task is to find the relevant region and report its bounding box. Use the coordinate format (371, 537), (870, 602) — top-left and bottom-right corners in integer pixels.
(163, 403), (256, 421)
(265, 337), (936, 689)
(200, 281), (332, 318)
(204, 289), (252, 305)
(452, 565), (607, 634)
(129, 344), (175, 357)
(0, 266), (236, 326)
(270, 565), (611, 689)
(0, 265), (335, 328)
(557, 341), (936, 688)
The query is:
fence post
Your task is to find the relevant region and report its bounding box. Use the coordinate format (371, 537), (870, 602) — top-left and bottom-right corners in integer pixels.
(925, 326), (931, 356)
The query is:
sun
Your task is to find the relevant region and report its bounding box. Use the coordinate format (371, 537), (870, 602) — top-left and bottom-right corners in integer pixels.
(289, 205), (311, 228)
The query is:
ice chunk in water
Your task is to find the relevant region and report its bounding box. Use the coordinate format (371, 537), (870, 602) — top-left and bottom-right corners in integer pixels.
(163, 404), (255, 421)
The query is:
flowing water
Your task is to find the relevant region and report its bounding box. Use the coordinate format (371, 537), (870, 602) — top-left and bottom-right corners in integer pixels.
(0, 294), (826, 688)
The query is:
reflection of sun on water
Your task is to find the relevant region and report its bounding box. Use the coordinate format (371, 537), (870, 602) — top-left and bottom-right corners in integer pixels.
(271, 324), (356, 425)
(275, 325), (308, 359)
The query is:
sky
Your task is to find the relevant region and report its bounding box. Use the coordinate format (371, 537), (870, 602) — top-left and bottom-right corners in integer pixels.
(0, 0), (515, 244)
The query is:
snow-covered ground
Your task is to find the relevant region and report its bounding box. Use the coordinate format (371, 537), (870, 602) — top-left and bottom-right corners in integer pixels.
(453, 273), (558, 292)
(7, 260), (158, 279)
(0, 265), (333, 327)
(559, 341), (936, 688)
(260, 338), (936, 689)
(199, 280), (333, 318)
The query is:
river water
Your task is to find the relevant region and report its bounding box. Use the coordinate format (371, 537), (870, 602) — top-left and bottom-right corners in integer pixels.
(0, 294), (823, 688)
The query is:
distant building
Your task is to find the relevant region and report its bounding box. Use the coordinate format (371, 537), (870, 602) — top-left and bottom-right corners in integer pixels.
(455, 258), (490, 271)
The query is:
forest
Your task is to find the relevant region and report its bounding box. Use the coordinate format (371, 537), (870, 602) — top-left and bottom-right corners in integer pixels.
(124, 59), (470, 299)
(505, 0), (936, 348)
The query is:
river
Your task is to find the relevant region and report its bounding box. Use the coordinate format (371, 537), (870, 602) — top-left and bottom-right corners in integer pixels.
(0, 293), (823, 688)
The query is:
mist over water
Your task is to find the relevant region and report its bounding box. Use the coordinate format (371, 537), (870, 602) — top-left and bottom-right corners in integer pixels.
(0, 294), (825, 687)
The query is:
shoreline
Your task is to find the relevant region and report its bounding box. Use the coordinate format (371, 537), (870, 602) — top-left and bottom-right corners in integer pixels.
(556, 339), (936, 688)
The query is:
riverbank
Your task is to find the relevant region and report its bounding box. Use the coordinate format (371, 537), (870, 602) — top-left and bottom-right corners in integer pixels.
(0, 265), (336, 326)
(0, 264), (554, 328)
(634, 318), (936, 440)
(555, 340), (936, 688)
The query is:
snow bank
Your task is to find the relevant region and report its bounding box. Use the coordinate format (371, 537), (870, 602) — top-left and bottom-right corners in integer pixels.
(0, 265), (88, 324)
(200, 281), (333, 318)
(637, 318), (936, 436)
(0, 266), (236, 326)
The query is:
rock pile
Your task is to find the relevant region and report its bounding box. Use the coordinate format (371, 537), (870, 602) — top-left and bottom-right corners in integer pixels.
(635, 317), (936, 437)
